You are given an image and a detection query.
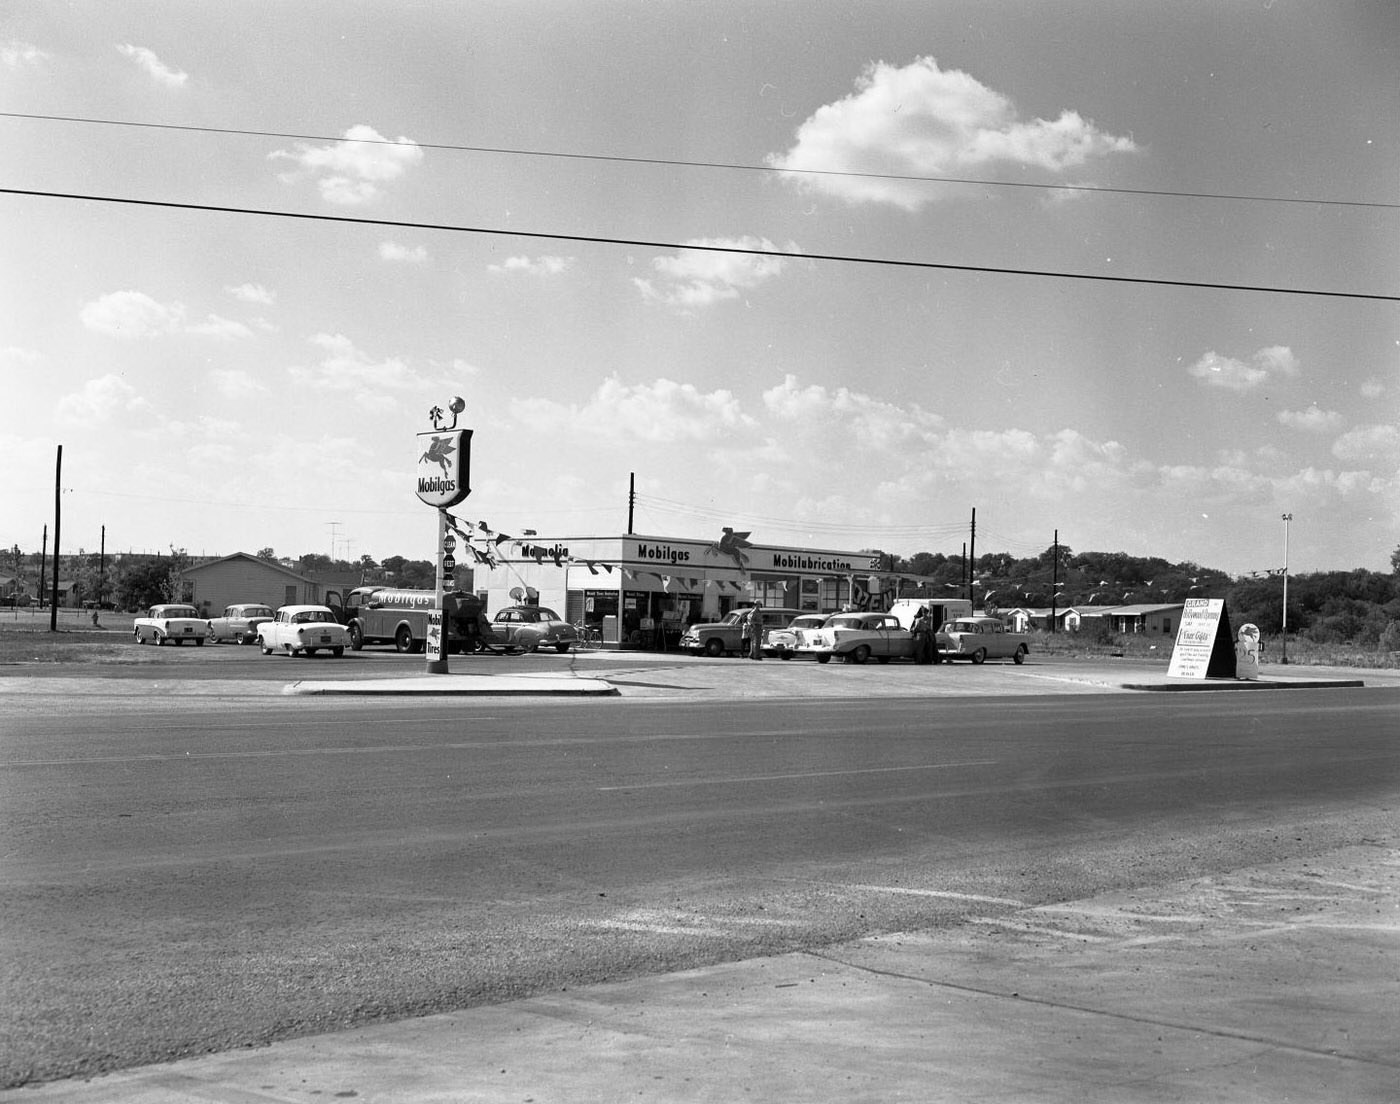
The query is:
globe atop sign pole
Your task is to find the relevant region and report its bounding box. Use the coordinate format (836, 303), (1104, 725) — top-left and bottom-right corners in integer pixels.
(417, 398), (471, 673)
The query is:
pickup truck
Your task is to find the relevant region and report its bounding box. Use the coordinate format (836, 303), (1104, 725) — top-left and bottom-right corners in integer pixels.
(936, 616), (1030, 664)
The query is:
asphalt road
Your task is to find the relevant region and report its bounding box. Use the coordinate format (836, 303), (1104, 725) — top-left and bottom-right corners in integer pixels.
(1, 661), (1397, 1087)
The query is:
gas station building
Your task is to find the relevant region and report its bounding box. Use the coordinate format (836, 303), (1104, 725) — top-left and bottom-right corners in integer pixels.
(472, 532), (917, 647)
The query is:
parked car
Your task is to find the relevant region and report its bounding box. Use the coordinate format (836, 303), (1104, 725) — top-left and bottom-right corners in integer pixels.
(133, 603), (209, 646)
(763, 613), (832, 659)
(257, 605), (351, 657)
(490, 606), (579, 653)
(936, 616), (1030, 664)
(796, 611), (914, 664)
(206, 603), (275, 645)
(678, 606), (806, 657)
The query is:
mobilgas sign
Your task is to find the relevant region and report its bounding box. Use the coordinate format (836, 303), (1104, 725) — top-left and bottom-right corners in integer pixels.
(415, 428), (471, 508)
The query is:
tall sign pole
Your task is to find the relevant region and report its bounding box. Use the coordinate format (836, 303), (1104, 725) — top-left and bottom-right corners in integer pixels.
(415, 398), (472, 674)
(1280, 512), (1293, 665)
(50, 445), (62, 632)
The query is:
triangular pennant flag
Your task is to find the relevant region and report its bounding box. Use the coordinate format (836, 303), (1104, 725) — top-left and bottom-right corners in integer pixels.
(585, 561), (599, 575)
(494, 533), (511, 546)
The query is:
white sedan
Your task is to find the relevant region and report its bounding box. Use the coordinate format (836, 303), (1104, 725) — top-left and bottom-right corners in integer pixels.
(133, 604), (209, 646)
(257, 605), (351, 657)
(796, 611), (915, 664)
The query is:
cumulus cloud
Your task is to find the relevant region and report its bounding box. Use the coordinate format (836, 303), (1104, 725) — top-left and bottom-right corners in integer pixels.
(227, 283), (275, 305)
(487, 254), (573, 276)
(270, 124), (424, 205)
(763, 374), (943, 453)
(1332, 423), (1400, 465)
(80, 291), (254, 339)
(210, 369), (267, 399)
(290, 333), (433, 403)
(80, 291), (184, 337)
(116, 43), (187, 87)
(3, 40), (50, 67)
(635, 237), (794, 309)
(55, 375), (151, 424)
(380, 241), (429, 263)
(1187, 345), (1299, 392)
(512, 377), (758, 444)
(186, 314), (253, 340)
(1277, 405), (1343, 431)
(767, 56), (1136, 210)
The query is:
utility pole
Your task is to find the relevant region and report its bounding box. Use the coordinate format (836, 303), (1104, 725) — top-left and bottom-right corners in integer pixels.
(50, 445), (62, 631)
(38, 525), (47, 612)
(968, 507), (976, 605)
(1051, 529), (1059, 633)
(627, 472), (635, 534)
(327, 520), (342, 561)
(1280, 512), (1293, 664)
(99, 525), (106, 610)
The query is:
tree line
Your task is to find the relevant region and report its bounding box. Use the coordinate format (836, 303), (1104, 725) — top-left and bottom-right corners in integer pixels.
(6, 543), (1399, 649)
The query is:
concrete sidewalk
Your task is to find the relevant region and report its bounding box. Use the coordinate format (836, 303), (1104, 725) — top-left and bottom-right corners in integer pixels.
(8, 843), (1397, 1103)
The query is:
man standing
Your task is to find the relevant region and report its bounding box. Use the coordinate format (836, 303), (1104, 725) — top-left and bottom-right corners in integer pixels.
(747, 602), (765, 660)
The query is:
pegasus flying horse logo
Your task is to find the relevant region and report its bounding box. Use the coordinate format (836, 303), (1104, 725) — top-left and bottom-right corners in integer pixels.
(419, 435), (458, 474)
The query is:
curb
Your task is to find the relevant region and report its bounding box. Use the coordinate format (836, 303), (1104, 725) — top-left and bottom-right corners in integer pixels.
(284, 675), (619, 697)
(1122, 678), (1365, 692)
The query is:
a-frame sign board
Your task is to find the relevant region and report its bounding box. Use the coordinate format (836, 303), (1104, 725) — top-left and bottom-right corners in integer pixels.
(1167, 598), (1236, 679)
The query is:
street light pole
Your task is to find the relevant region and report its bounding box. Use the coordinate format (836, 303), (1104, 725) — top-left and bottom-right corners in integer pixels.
(1280, 512), (1293, 665)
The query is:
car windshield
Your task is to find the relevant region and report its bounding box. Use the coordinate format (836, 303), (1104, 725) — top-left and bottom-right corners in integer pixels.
(292, 610), (330, 624)
(827, 615), (864, 629)
(244, 607), (272, 617)
(164, 608), (199, 618)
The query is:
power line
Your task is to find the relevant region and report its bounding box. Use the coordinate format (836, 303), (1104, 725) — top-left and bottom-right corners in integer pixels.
(3, 187), (1395, 302)
(3, 111), (1394, 211)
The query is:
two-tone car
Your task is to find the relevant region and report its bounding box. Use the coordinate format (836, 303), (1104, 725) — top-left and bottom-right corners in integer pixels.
(490, 606), (579, 653)
(257, 605), (351, 657)
(206, 603), (275, 644)
(936, 616), (1030, 664)
(796, 611), (914, 664)
(762, 613), (831, 659)
(678, 606), (806, 657)
(133, 603), (209, 646)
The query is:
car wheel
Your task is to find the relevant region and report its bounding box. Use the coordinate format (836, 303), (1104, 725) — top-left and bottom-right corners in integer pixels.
(232, 632), (243, 645)
(331, 646), (344, 658)
(133, 630), (143, 644)
(155, 635), (166, 646)
(876, 655), (890, 664)
(259, 637), (271, 655)
(780, 652), (792, 661)
(395, 626), (415, 653)
(349, 624), (364, 651)
(816, 654), (831, 664)
(851, 644), (871, 664)
(704, 638), (725, 657)
(555, 642), (570, 653)
(194, 636), (205, 647)
(971, 648), (987, 665)
(1013, 646), (1026, 665)
(304, 647), (317, 657)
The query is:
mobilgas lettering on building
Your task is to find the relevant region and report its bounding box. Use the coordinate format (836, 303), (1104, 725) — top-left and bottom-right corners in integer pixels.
(634, 542), (693, 565)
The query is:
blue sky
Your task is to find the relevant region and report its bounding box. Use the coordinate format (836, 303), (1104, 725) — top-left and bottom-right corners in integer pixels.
(2, 1), (1396, 574)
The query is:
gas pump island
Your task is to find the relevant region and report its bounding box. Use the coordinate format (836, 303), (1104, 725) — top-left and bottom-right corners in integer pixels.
(415, 397), (472, 674)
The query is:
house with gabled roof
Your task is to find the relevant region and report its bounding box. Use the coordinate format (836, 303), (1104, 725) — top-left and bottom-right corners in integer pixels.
(180, 552), (329, 617)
